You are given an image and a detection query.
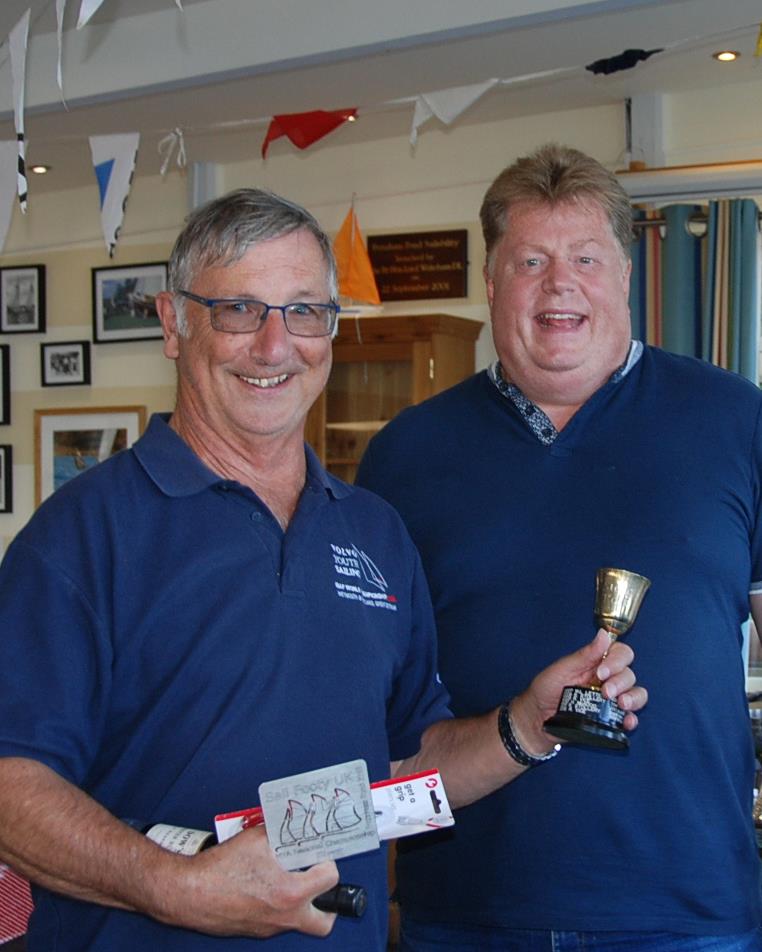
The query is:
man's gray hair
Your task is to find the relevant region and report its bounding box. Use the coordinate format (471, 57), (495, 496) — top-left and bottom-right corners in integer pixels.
(168, 188), (338, 333)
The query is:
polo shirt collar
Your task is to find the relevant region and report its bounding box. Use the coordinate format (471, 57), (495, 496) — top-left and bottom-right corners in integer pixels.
(134, 413), (353, 501)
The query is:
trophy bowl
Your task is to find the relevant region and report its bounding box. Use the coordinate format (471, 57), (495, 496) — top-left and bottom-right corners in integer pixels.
(543, 568), (651, 749)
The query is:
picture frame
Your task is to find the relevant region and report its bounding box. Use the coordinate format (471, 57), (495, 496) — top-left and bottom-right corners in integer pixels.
(40, 341), (92, 387)
(0, 265), (46, 334)
(0, 445), (12, 513)
(92, 262), (167, 344)
(34, 406), (147, 506)
(0, 345), (9, 425)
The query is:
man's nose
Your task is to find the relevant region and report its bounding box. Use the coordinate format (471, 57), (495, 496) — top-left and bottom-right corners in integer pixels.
(250, 308), (291, 359)
(542, 258), (576, 293)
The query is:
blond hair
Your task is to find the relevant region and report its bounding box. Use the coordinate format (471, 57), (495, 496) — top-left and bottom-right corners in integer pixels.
(480, 144), (633, 271)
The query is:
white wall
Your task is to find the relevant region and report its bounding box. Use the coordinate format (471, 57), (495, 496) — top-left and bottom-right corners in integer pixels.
(0, 77), (759, 540)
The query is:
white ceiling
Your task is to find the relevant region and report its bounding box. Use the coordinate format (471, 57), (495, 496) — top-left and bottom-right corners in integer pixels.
(0, 0), (761, 194)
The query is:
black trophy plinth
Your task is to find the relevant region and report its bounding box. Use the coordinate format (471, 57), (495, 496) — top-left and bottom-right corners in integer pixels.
(543, 686), (627, 749)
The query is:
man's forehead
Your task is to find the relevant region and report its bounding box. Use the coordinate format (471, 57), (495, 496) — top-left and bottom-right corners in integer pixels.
(501, 199), (618, 247)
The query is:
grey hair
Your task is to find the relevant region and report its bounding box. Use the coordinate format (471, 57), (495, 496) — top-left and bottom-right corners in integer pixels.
(480, 143), (634, 273)
(168, 188), (338, 334)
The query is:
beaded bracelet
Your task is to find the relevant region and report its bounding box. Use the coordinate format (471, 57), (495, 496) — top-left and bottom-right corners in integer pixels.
(498, 700), (561, 767)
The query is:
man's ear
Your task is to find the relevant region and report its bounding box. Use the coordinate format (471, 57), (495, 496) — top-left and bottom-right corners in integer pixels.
(484, 264), (495, 311)
(155, 291), (181, 359)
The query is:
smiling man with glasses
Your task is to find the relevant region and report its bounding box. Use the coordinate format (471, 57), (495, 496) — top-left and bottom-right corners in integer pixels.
(0, 188), (645, 952)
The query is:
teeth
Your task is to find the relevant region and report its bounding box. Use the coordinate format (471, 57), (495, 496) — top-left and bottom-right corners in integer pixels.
(537, 313), (582, 324)
(239, 372), (289, 388)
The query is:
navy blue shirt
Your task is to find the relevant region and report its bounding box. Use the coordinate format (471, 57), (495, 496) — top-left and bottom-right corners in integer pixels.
(0, 414), (451, 951)
(357, 347), (762, 935)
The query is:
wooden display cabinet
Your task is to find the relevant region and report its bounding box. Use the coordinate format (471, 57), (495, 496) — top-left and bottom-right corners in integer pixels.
(305, 313), (482, 481)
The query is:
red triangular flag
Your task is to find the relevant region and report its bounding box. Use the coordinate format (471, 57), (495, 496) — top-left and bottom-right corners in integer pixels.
(333, 207), (381, 305)
(261, 108), (357, 158)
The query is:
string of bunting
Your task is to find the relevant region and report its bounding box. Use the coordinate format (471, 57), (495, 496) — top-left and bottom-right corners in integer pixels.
(0, 3), (760, 256)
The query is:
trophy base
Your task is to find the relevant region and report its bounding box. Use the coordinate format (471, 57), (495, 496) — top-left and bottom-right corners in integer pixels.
(543, 686), (629, 750)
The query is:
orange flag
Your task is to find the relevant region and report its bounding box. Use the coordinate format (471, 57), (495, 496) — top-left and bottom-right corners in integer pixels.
(333, 207), (381, 305)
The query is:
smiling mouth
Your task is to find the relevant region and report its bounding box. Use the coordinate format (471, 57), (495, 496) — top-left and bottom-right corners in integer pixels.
(536, 312), (585, 327)
(238, 372), (290, 389)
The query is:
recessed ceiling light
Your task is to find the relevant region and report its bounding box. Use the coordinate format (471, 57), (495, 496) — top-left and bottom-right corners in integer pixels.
(30, 164), (51, 174)
(713, 50), (740, 62)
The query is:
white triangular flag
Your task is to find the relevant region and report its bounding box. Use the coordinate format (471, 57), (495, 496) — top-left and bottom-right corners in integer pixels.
(56, 0), (68, 105)
(89, 133), (140, 256)
(9, 9), (31, 212)
(77, 0), (107, 29)
(0, 142), (18, 253)
(410, 79), (499, 146)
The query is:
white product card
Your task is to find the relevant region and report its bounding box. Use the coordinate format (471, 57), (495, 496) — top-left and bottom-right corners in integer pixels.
(258, 759), (379, 871)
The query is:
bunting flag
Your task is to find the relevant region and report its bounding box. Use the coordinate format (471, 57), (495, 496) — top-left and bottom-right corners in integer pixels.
(0, 142), (18, 254)
(89, 133), (140, 256)
(409, 79), (498, 146)
(9, 9), (31, 212)
(77, 0), (107, 29)
(586, 48), (663, 75)
(261, 108), (357, 159)
(333, 206), (381, 305)
(56, 0), (68, 105)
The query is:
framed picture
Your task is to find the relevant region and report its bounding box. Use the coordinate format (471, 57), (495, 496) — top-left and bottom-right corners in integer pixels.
(0, 345), (8, 425)
(92, 262), (166, 344)
(40, 341), (92, 387)
(34, 406), (146, 506)
(0, 445), (12, 513)
(0, 265), (46, 334)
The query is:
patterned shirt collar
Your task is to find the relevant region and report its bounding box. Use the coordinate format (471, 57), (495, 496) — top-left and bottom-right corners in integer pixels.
(488, 340), (643, 445)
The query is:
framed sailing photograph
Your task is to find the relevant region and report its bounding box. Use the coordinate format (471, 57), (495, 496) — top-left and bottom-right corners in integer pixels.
(0, 265), (46, 334)
(34, 406), (146, 506)
(92, 262), (166, 343)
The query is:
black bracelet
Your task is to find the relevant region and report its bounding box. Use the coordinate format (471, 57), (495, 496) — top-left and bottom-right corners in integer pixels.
(498, 700), (561, 767)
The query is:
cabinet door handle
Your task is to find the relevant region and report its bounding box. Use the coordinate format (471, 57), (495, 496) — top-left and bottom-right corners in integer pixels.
(429, 357), (435, 380)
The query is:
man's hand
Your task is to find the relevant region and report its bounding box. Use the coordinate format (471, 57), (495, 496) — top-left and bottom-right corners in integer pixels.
(165, 823), (340, 938)
(510, 628), (647, 756)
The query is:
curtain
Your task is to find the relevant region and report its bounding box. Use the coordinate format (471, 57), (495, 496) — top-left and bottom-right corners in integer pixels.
(629, 198), (760, 384)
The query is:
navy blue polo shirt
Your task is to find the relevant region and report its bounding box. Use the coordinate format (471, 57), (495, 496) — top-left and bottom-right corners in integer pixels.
(0, 414), (451, 952)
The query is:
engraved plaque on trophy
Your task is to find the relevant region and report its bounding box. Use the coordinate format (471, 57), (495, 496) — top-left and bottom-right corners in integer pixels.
(543, 567), (651, 750)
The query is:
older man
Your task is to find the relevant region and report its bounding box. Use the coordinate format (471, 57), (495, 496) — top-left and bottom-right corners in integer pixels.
(0, 188), (644, 952)
(357, 145), (762, 951)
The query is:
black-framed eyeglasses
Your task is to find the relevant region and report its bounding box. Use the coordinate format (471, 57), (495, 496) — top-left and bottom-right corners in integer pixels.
(176, 290), (340, 337)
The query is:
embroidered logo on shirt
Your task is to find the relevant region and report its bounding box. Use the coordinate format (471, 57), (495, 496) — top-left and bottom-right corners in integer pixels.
(330, 543), (398, 611)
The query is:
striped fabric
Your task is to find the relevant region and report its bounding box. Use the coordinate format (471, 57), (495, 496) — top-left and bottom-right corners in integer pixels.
(629, 199), (759, 384)
(0, 865), (32, 944)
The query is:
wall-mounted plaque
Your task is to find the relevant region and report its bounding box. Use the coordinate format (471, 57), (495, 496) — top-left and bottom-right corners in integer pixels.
(367, 230), (467, 301)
